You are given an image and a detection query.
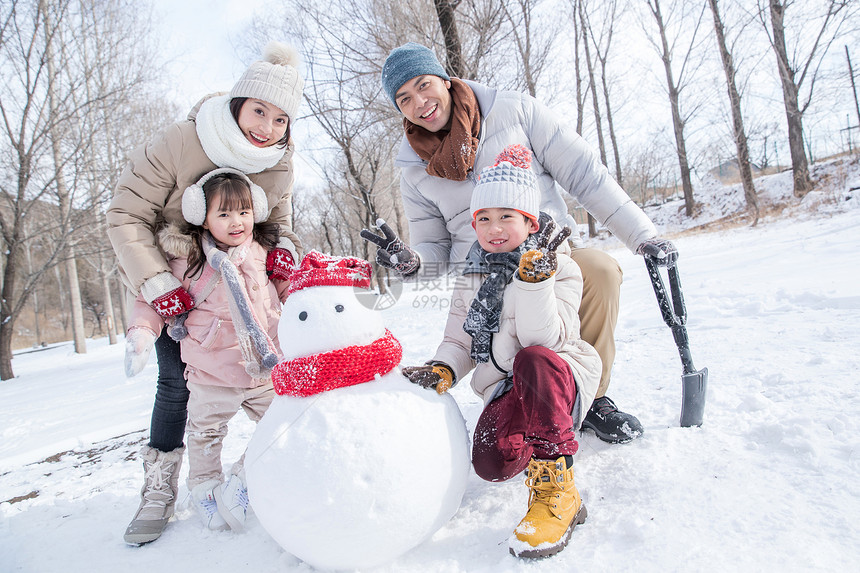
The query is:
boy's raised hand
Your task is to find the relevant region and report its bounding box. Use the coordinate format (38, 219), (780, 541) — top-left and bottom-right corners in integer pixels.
(401, 363), (455, 394)
(518, 221), (573, 283)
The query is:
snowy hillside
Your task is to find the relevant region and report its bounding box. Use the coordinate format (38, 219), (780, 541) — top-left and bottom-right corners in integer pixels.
(2, 157), (859, 572)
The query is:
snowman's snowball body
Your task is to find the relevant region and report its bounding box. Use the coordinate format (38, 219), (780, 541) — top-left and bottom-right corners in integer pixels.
(246, 278), (470, 570)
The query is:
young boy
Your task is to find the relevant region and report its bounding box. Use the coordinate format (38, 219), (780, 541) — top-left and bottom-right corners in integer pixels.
(401, 144), (602, 559)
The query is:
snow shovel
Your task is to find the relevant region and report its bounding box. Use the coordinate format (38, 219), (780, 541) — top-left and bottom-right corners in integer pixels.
(644, 257), (708, 427)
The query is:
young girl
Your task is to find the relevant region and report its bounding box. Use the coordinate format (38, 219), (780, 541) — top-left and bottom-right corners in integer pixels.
(108, 42), (304, 544)
(126, 169), (289, 533)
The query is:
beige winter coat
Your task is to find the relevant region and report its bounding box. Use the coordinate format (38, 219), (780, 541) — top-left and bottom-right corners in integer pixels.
(106, 94), (302, 295)
(431, 245), (602, 429)
(129, 226), (289, 388)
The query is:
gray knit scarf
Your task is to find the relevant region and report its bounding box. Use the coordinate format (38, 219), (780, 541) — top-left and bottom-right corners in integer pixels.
(462, 233), (539, 364)
(168, 232), (280, 379)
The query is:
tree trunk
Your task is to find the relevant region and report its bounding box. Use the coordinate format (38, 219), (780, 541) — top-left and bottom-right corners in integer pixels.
(650, 0), (696, 216)
(101, 268), (117, 344)
(116, 277), (129, 335)
(600, 68), (622, 186)
(769, 0), (813, 197)
(63, 255), (87, 353)
(848, 47), (860, 138)
(708, 0), (759, 225)
(433, 0), (465, 78)
(572, 0), (585, 135)
(0, 245), (21, 379)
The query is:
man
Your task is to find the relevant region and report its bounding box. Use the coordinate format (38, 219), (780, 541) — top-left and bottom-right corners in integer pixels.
(362, 42), (678, 444)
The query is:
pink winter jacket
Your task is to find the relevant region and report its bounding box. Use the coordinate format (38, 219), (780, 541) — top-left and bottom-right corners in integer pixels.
(130, 225), (288, 388)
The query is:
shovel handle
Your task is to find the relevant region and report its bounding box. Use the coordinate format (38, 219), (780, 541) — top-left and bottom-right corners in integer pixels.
(645, 257), (697, 375)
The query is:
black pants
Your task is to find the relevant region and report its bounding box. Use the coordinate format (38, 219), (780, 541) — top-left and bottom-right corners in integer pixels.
(147, 328), (189, 452)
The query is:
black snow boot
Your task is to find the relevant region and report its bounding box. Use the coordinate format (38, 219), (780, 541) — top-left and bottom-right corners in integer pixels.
(581, 396), (643, 444)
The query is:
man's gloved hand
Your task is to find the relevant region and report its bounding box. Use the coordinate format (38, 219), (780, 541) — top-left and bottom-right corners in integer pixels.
(266, 248), (295, 281)
(141, 272), (194, 318)
(360, 218), (420, 278)
(401, 363), (455, 394)
(637, 238), (679, 267)
(518, 221), (572, 283)
(125, 327), (157, 378)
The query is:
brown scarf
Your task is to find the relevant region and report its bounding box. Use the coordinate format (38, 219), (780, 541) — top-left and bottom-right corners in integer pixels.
(404, 78), (481, 181)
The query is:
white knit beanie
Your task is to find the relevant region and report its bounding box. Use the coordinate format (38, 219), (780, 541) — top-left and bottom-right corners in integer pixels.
(230, 42), (304, 123)
(470, 145), (540, 221)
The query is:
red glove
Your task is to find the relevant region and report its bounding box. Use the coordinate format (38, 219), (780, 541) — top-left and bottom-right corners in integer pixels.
(266, 248), (295, 281)
(150, 287), (194, 318)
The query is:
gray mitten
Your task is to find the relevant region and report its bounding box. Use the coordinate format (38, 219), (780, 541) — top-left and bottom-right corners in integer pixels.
(360, 218), (420, 277)
(637, 238), (679, 267)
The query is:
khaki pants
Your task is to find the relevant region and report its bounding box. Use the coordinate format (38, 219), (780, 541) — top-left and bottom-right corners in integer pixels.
(186, 381), (274, 488)
(570, 247), (623, 398)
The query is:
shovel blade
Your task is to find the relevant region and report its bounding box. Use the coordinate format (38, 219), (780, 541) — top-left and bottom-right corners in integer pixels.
(680, 367), (708, 427)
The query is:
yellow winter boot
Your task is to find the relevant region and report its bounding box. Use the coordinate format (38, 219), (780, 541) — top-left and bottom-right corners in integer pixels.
(509, 456), (587, 558)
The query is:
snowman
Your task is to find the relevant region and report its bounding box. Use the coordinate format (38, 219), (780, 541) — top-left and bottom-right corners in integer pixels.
(245, 251), (470, 570)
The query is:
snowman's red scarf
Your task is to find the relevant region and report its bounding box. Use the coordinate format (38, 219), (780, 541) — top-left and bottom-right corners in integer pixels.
(272, 330), (403, 397)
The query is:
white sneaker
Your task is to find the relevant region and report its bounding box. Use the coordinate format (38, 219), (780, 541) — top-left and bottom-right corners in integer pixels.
(190, 479), (228, 530)
(214, 473), (249, 531)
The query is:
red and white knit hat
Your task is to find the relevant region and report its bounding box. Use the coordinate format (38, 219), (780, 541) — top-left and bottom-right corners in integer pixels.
(469, 144), (540, 221)
(288, 251), (372, 295)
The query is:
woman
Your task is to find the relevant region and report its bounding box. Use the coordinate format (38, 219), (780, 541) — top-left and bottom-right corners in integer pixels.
(107, 41), (304, 545)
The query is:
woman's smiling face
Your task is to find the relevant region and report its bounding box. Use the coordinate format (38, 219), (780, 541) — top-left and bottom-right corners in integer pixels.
(236, 99), (289, 147)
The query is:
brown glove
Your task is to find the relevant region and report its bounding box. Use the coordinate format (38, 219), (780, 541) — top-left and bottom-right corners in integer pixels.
(518, 221), (572, 283)
(401, 363), (455, 394)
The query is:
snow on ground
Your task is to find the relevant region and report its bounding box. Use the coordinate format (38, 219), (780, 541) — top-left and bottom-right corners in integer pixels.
(2, 157), (859, 572)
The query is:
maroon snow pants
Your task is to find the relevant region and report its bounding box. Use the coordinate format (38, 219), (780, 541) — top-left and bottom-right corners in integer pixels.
(471, 346), (579, 482)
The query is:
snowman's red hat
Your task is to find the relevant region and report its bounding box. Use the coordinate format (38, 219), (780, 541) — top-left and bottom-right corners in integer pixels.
(289, 251), (372, 294)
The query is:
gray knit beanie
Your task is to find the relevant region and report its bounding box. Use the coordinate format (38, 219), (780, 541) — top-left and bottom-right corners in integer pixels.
(381, 42), (451, 107)
(470, 145), (540, 221)
(230, 42), (304, 123)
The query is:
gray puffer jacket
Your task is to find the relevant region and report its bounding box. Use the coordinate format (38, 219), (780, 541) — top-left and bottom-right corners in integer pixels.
(395, 80), (657, 278)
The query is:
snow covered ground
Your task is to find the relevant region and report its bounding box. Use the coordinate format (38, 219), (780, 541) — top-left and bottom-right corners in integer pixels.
(2, 157), (859, 572)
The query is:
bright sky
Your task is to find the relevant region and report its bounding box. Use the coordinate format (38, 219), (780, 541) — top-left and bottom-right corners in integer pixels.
(151, 0), (270, 110)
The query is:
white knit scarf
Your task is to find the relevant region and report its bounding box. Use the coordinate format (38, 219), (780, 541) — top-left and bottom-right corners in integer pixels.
(195, 94), (285, 174)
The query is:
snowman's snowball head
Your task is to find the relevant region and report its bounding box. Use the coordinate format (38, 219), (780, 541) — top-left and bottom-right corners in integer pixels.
(278, 285), (385, 359)
(245, 372), (470, 570)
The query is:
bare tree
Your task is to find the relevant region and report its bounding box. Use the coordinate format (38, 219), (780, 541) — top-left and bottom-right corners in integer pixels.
(759, 0), (855, 198)
(708, 0), (759, 224)
(643, 0), (710, 217)
(43, 0), (87, 354)
(581, 0), (624, 186)
(500, 0), (557, 97)
(578, 0), (605, 237)
(569, 0), (587, 135)
(0, 0), (164, 378)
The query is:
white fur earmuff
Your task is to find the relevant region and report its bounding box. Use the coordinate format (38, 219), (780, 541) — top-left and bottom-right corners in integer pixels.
(181, 167), (269, 226)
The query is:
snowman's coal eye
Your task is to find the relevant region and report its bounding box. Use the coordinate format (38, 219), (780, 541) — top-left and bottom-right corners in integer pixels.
(335, 304), (344, 313)
(299, 311), (308, 321)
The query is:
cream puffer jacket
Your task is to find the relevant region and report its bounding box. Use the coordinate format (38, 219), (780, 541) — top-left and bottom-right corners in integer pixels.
(430, 242), (602, 429)
(395, 80), (657, 279)
(129, 225), (289, 388)
(107, 94), (302, 295)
